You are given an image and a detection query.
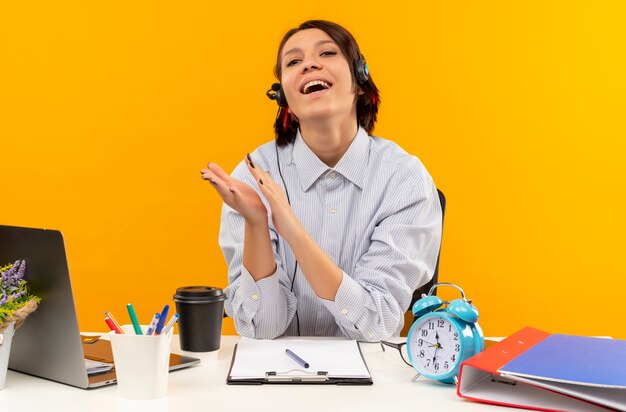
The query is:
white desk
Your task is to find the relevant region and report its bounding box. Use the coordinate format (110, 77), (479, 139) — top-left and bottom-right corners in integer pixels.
(0, 336), (501, 412)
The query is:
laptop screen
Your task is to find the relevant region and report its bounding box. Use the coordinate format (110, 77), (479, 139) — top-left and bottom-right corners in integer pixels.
(1, 225), (90, 388)
(0, 224), (199, 389)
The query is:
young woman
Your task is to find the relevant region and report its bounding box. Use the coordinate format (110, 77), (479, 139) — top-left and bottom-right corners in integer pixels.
(201, 20), (442, 341)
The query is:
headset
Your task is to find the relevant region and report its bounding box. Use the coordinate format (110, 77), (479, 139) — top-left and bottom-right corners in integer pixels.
(266, 55), (369, 107)
(266, 54), (369, 336)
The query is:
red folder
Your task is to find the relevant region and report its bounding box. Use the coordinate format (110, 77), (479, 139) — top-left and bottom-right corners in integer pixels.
(456, 327), (626, 411)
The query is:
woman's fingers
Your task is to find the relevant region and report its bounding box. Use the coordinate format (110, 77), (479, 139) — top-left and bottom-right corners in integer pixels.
(206, 162), (245, 195)
(201, 159), (269, 223)
(245, 154), (273, 188)
(200, 168), (216, 183)
(203, 162), (237, 187)
(245, 153), (260, 180)
(200, 168), (222, 186)
(201, 166), (235, 199)
(244, 154), (288, 208)
(207, 162), (232, 181)
(245, 159), (272, 198)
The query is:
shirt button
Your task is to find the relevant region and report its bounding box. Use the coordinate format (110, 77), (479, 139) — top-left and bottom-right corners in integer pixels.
(252, 294), (259, 301)
(330, 207), (337, 214)
(330, 172), (337, 178)
(340, 308), (348, 316)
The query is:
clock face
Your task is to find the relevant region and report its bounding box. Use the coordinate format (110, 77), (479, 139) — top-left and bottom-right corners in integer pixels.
(407, 314), (463, 377)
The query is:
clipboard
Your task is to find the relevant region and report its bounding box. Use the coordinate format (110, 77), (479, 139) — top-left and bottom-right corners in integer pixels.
(226, 337), (373, 385)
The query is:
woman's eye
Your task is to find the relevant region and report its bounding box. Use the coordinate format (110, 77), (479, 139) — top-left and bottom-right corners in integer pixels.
(286, 59), (301, 67)
(321, 51), (337, 57)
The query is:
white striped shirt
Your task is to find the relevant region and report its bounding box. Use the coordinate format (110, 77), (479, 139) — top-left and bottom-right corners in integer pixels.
(219, 127), (442, 341)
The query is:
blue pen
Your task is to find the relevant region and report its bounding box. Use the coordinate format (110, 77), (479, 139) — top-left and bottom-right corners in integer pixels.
(126, 303), (143, 335)
(285, 349), (309, 368)
(155, 305), (169, 335)
(145, 313), (161, 335)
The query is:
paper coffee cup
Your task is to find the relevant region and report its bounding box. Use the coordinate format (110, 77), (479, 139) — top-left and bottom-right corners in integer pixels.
(174, 286), (225, 352)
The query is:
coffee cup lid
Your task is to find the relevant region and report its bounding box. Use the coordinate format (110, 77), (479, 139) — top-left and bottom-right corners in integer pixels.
(174, 286), (225, 302)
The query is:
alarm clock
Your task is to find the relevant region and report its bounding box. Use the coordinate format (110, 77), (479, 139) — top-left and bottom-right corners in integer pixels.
(406, 282), (484, 384)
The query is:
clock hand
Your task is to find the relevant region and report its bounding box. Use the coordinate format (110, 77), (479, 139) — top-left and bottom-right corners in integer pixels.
(432, 345), (439, 364)
(431, 331), (441, 352)
(432, 331), (444, 363)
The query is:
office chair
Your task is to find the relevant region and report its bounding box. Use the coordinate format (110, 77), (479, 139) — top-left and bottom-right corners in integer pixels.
(401, 188), (446, 336)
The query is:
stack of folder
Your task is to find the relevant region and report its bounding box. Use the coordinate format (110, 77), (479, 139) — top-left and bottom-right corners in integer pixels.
(457, 327), (626, 411)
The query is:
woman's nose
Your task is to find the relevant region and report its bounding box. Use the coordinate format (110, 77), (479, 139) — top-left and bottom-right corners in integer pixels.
(301, 60), (321, 73)
(303, 64), (319, 71)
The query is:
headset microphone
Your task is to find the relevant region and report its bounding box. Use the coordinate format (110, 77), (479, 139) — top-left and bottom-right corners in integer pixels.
(266, 83), (287, 107)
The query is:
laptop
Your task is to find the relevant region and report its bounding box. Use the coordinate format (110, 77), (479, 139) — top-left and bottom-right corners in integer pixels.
(0, 224), (200, 389)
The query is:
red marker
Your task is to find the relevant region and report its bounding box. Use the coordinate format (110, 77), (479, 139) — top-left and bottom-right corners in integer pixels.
(105, 316), (123, 334)
(104, 311), (124, 333)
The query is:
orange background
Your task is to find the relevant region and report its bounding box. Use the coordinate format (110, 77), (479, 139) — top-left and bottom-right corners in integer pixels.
(1, 1), (625, 338)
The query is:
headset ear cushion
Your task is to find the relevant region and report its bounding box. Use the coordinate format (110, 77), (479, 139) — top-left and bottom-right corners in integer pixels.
(447, 299), (479, 323)
(275, 87), (286, 107)
(412, 295), (444, 318)
(356, 58), (369, 84)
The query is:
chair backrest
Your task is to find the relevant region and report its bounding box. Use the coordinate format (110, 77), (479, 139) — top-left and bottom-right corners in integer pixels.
(401, 188), (446, 335)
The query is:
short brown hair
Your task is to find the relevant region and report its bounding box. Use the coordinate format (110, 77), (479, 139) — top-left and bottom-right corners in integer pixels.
(273, 20), (380, 146)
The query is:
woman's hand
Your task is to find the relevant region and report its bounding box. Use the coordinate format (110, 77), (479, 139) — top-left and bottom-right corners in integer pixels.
(243, 154), (304, 242)
(201, 162), (267, 225)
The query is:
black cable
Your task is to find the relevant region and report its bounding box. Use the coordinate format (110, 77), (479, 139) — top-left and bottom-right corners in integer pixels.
(275, 143), (301, 336)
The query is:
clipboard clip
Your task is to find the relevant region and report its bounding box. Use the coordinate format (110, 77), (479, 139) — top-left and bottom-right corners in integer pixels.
(265, 369), (329, 382)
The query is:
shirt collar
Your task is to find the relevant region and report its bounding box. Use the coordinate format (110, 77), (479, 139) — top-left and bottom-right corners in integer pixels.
(334, 127), (369, 189)
(292, 126), (370, 191)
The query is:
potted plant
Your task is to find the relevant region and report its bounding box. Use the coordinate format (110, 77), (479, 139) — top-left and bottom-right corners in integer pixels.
(0, 260), (40, 390)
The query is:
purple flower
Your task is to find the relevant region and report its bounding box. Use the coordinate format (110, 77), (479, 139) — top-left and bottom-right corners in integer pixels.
(1, 260), (28, 306)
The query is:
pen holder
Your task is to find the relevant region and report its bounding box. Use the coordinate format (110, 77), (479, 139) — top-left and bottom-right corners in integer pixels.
(109, 325), (173, 400)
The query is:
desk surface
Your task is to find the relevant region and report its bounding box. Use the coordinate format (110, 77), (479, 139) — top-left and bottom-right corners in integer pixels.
(1, 335), (502, 412)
